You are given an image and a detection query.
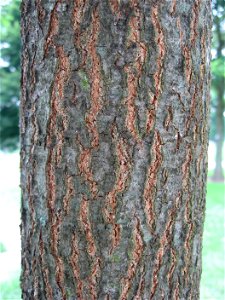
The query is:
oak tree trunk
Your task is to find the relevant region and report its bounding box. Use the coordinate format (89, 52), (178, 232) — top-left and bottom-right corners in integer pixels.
(20, 1), (211, 299)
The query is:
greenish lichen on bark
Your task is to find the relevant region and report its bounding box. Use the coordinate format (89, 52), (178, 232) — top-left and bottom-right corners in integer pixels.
(21, 0), (212, 299)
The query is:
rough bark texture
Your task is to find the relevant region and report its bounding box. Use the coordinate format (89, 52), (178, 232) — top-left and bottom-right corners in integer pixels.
(20, 1), (211, 299)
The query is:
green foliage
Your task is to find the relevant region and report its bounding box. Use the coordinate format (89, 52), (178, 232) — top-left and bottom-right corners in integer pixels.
(211, 57), (225, 79)
(0, 242), (7, 253)
(0, 0), (21, 151)
(0, 274), (21, 300)
(210, 0), (225, 141)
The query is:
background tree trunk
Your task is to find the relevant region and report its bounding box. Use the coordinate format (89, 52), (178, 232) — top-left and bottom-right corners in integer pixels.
(213, 77), (224, 181)
(20, 1), (211, 299)
(212, 3), (224, 182)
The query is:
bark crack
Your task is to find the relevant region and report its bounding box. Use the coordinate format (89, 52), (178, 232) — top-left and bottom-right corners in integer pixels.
(150, 194), (180, 299)
(119, 217), (144, 300)
(44, 0), (62, 57)
(39, 231), (53, 300)
(80, 196), (101, 300)
(70, 233), (84, 299)
(143, 131), (163, 233)
(85, 7), (103, 148)
(77, 6), (103, 199)
(51, 210), (67, 299)
(146, 5), (165, 134)
(46, 45), (70, 167)
(103, 125), (132, 253)
(125, 0), (147, 143)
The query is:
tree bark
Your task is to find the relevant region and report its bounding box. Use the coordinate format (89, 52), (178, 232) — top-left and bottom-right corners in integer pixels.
(20, 1), (211, 299)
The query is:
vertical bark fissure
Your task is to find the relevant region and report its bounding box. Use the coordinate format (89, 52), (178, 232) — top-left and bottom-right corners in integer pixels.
(103, 125), (132, 254)
(143, 130), (163, 233)
(70, 233), (84, 299)
(181, 145), (194, 292)
(39, 230), (53, 300)
(77, 6), (103, 199)
(150, 193), (181, 299)
(44, 0), (62, 57)
(80, 196), (101, 300)
(44, 5), (71, 298)
(119, 217), (144, 300)
(109, 0), (121, 16)
(190, 0), (202, 46)
(85, 7), (103, 149)
(146, 4), (165, 134)
(124, 0), (147, 142)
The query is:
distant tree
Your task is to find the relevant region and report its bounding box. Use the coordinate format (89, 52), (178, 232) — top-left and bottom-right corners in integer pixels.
(0, 0), (21, 150)
(211, 0), (225, 181)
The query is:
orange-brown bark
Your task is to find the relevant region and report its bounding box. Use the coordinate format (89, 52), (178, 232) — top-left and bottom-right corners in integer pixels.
(146, 5), (165, 134)
(70, 233), (84, 299)
(120, 217), (144, 300)
(125, 0), (147, 142)
(103, 130), (132, 253)
(143, 131), (163, 233)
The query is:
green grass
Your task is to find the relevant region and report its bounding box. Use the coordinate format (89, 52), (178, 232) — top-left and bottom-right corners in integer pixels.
(0, 242), (6, 253)
(0, 273), (21, 300)
(200, 182), (225, 300)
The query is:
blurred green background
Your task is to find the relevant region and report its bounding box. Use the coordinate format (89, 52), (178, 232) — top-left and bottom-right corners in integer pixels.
(0, 0), (224, 299)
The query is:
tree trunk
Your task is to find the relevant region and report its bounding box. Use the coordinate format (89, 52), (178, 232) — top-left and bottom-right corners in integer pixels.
(212, 10), (224, 182)
(212, 77), (224, 181)
(20, 1), (211, 299)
